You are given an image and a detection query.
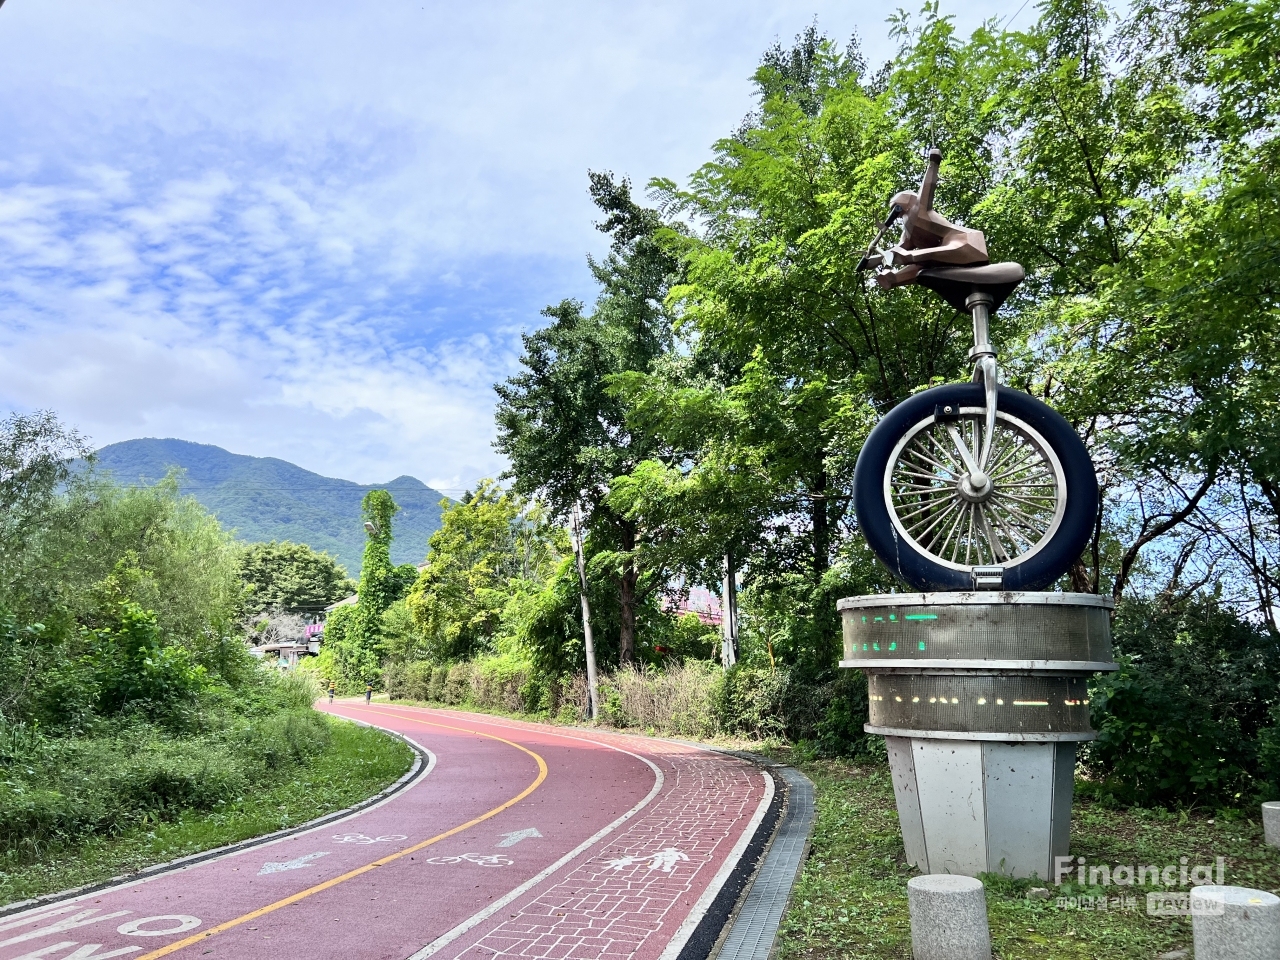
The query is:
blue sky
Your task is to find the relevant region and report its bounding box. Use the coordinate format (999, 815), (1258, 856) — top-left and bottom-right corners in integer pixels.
(0, 0), (1014, 491)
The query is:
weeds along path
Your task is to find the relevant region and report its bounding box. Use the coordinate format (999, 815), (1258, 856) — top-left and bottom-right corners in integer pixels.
(0, 702), (770, 960)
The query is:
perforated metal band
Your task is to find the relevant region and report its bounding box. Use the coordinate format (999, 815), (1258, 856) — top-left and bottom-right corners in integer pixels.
(866, 673), (1094, 735)
(840, 596), (1113, 665)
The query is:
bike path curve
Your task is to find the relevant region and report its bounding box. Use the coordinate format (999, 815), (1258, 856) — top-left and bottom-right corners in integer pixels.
(0, 703), (769, 960)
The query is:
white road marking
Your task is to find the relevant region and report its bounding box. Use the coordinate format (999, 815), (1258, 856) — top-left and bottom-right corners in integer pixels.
(11, 943), (142, 959)
(603, 848), (689, 872)
(115, 916), (200, 938)
(331, 833), (407, 844)
(422, 854), (513, 868)
(647, 848), (689, 873)
(0, 910), (132, 950)
(496, 828), (542, 848)
(258, 851), (330, 875)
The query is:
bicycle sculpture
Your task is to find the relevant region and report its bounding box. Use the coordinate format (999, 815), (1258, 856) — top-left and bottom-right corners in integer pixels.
(852, 148), (1098, 591)
(838, 151), (1115, 880)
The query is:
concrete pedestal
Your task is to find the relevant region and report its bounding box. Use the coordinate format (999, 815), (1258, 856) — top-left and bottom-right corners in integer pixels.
(1190, 886), (1280, 960)
(887, 737), (1075, 878)
(907, 875), (992, 960)
(837, 592), (1116, 881)
(1263, 802), (1280, 848)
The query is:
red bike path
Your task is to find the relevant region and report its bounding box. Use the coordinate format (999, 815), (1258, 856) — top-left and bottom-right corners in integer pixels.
(1, 703), (771, 960)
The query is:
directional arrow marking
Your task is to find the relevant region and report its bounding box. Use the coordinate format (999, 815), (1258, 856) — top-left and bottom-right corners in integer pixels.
(258, 851), (330, 875)
(496, 828), (543, 848)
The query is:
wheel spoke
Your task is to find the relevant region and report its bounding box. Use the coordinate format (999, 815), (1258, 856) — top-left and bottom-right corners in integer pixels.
(897, 496), (956, 522)
(993, 491), (1057, 509)
(907, 499), (963, 540)
(945, 504), (968, 563)
(964, 503), (976, 566)
(903, 446), (959, 477)
(977, 504), (1009, 561)
(988, 502), (1036, 551)
(888, 412), (1066, 571)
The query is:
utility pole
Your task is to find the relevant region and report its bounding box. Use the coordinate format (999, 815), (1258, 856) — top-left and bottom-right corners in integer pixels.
(571, 503), (600, 719)
(721, 550), (738, 669)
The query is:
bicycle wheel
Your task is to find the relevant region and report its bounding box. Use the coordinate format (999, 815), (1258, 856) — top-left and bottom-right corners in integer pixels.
(853, 382), (1098, 591)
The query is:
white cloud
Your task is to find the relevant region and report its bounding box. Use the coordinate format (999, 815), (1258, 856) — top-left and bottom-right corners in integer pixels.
(0, 0), (1011, 486)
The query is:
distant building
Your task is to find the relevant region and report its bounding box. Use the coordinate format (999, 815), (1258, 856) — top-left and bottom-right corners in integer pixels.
(664, 585), (723, 626)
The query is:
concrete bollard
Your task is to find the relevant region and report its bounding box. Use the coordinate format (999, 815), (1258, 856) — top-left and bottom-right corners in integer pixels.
(1190, 885), (1280, 960)
(1263, 802), (1280, 847)
(907, 875), (992, 960)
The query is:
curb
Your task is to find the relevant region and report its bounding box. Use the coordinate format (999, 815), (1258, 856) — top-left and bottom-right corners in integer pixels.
(0, 716), (429, 919)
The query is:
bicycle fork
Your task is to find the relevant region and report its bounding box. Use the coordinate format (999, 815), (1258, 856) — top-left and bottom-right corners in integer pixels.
(940, 291), (1005, 587)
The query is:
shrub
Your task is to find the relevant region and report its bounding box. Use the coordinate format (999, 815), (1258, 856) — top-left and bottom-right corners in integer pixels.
(405, 662), (434, 701)
(1084, 597), (1280, 807)
(91, 602), (208, 722)
(382, 661), (407, 700)
(599, 663), (722, 738)
(428, 664), (448, 701)
(443, 663), (473, 705)
(471, 655), (534, 712)
(716, 665), (790, 740)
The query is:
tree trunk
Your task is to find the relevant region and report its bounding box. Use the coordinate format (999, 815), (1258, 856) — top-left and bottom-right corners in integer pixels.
(618, 521), (638, 664)
(811, 465), (830, 580)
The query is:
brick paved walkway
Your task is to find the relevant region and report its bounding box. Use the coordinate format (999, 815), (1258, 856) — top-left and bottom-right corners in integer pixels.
(441, 732), (766, 960)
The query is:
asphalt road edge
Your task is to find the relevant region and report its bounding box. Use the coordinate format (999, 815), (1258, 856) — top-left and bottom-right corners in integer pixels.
(0, 715), (430, 920)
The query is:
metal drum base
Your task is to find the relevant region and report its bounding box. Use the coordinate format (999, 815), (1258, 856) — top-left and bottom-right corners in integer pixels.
(885, 736), (1075, 880)
(836, 592), (1117, 881)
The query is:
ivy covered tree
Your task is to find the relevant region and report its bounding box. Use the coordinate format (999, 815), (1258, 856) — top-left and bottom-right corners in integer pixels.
(325, 490), (417, 689)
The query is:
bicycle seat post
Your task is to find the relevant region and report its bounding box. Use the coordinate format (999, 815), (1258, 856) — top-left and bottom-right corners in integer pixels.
(966, 291), (996, 365)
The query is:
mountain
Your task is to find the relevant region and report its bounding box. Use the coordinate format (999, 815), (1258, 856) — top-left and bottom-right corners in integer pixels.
(92, 438), (447, 576)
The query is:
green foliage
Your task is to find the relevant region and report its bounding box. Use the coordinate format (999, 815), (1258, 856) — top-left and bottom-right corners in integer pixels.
(89, 602), (208, 724)
(0, 669), (326, 860)
(237, 541), (355, 616)
(406, 482), (558, 663)
(1085, 598), (1280, 807)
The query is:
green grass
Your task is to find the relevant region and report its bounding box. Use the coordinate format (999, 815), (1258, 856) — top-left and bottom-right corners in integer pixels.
(771, 752), (1280, 960)
(0, 716), (412, 908)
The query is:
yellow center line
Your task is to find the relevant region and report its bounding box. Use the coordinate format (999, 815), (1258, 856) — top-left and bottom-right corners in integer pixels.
(136, 710), (548, 960)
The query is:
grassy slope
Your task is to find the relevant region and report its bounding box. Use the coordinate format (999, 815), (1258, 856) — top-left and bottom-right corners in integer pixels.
(92, 438), (447, 574)
(774, 753), (1280, 960)
(0, 716), (412, 908)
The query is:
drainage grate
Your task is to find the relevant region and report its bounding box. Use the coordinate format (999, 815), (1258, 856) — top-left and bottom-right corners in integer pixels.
(716, 766), (816, 960)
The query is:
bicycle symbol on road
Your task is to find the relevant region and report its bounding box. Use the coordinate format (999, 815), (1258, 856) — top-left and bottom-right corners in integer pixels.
(332, 833), (408, 844)
(423, 852), (514, 868)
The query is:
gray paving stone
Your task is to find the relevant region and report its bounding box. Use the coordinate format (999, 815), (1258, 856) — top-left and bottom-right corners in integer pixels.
(716, 766), (816, 960)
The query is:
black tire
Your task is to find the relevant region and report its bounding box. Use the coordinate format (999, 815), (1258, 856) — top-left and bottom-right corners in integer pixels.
(853, 382), (1098, 591)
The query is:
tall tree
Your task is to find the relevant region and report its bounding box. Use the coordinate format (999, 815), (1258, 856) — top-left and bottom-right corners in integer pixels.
(406, 481), (559, 663)
(495, 173), (679, 663)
